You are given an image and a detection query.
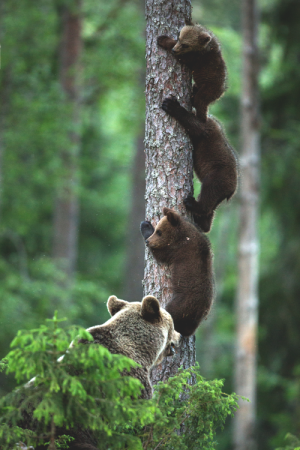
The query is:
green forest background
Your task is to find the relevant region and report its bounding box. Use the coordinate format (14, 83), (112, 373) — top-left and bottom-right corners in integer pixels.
(0, 0), (299, 449)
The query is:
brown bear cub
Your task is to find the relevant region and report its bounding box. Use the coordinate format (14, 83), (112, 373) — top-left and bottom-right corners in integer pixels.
(157, 24), (227, 121)
(161, 97), (238, 232)
(140, 207), (214, 337)
(24, 296), (180, 450)
(157, 24), (238, 232)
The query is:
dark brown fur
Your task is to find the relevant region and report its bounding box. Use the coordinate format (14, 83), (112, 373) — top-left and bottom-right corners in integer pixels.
(161, 96), (238, 232)
(140, 208), (214, 336)
(157, 24), (238, 232)
(157, 24), (227, 121)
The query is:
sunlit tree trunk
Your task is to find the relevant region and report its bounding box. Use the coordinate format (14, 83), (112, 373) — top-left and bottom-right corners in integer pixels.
(53, 1), (82, 282)
(144, 0), (195, 384)
(234, 0), (260, 448)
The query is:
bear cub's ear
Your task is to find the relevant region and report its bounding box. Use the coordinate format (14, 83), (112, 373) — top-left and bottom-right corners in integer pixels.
(198, 32), (211, 46)
(107, 295), (128, 316)
(141, 296), (161, 322)
(163, 207), (180, 227)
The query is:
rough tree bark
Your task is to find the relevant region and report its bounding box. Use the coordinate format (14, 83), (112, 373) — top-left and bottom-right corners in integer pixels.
(144, 0), (195, 384)
(52, 0), (82, 281)
(233, 0), (260, 448)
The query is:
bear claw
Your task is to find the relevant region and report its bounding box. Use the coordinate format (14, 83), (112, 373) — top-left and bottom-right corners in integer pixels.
(157, 35), (169, 47)
(162, 96), (180, 115)
(183, 195), (196, 210)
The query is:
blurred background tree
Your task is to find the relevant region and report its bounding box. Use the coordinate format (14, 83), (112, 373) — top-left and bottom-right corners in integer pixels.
(0, 0), (299, 449)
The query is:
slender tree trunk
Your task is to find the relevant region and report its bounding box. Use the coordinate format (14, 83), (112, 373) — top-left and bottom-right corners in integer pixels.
(144, 0), (195, 384)
(233, 0), (260, 448)
(53, 1), (82, 282)
(124, 130), (146, 302)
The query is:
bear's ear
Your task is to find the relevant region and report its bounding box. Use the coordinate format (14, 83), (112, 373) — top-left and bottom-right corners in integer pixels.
(198, 32), (211, 46)
(141, 296), (161, 322)
(184, 18), (194, 26)
(163, 207), (180, 227)
(107, 295), (128, 316)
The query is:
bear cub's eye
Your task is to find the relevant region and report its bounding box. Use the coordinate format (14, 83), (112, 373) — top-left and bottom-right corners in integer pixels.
(181, 44), (189, 49)
(156, 230), (162, 236)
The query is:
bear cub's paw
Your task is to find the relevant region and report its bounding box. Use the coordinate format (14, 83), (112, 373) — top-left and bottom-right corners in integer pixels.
(157, 35), (170, 47)
(183, 195), (197, 210)
(157, 35), (177, 51)
(140, 221), (155, 241)
(162, 96), (181, 116)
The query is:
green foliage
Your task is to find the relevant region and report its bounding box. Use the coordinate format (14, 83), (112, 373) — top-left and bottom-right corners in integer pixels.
(0, 313), (152, 449)
(45, 435), (75, 449)
(139, 364), (241, 450)
(0, 0), (145, 395)
(2, 0), (299, 448)
(275, 433), (300, 450)
(0, 316), (240, 450)
(0, 361), (8, 374)
(0, 256), (110, 382)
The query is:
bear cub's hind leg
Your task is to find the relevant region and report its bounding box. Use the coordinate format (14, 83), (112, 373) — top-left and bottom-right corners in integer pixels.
(162, 97), (207, 138)
(184, 195), (215, 233)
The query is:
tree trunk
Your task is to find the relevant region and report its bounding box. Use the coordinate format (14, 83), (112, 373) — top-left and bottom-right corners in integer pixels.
(144, 0), (195, 384)
(53, 1), (82, 282)
(233, 0), (260, 448)
(124, 130), (146, 302)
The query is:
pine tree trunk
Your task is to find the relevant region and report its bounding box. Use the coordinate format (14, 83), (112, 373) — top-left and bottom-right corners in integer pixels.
(124, 130), (146, 302)
(144, 0), (195, 384)
(53, 1), (82, 282)
(233, 0), (260, 448)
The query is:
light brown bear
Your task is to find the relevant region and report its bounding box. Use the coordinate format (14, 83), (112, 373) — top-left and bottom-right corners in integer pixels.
(140, 208), (214, 337)
(28, 296), (181, 450)
(77, 294), (181, 400)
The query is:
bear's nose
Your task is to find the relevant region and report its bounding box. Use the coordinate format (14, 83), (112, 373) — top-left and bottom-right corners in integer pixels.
(171, 48), (176, 54)
(145, 239), (149, 247)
